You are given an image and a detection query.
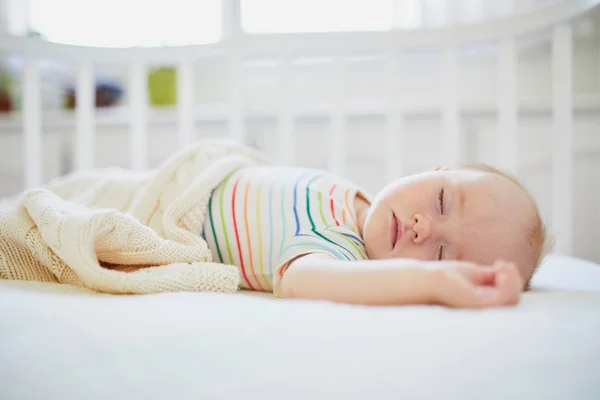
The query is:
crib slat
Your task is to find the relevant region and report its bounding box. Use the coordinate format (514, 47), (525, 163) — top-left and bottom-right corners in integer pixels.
(453, 0), (465, 24)
(329, 58), (346, 175)
(23, 58), (42, 189)
(129, 63), (148, 170)
(385, 53), (405, 182)
(177, 61), (195, 148)
(229, 57), (245, 143)
(442, 47), (463, 165)
(551, 24), (573, 255)
(278, 57), (294, 165)
(75, 63), (95, 171)
(480, 0), (493, 20)
(497, 37), (518, 175)
(222, 0), (241, 39)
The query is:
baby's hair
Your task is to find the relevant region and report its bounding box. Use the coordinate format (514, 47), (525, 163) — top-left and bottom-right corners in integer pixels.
(458, 163), (551, 290)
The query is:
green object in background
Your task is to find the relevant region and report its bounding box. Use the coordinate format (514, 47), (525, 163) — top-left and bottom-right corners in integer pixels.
(148, 67), (177, 106)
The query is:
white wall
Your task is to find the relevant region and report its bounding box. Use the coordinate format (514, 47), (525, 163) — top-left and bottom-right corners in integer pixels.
(0, 11), (598, 263)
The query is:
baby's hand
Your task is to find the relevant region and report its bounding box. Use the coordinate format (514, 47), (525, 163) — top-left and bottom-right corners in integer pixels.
(430, 261), (523, 308)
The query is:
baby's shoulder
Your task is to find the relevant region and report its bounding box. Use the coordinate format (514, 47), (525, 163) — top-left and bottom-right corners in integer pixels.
(235, 165), (363, 195)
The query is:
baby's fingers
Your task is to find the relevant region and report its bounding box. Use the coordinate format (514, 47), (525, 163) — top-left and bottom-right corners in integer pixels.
(439, 262), (523, 308)
(489, 261), (522, 306)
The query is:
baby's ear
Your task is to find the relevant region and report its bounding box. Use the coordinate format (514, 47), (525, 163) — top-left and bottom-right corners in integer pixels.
(434, 165), (449, 171)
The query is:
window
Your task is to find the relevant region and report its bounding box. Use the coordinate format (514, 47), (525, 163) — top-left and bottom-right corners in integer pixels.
(21, 0), (550, 47)
(240, 0), (549, 34)
(241, 0), (404, 33)
(28, 0), (222, 47)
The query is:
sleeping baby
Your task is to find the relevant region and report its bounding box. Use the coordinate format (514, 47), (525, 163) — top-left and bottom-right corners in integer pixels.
(203, 161), (548, 308)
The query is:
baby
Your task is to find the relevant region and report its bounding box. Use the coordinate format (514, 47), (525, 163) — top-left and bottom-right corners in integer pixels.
(202, 162), (547, 308)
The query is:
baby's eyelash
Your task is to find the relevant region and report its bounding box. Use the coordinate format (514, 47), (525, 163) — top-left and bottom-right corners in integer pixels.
(438, 187), (445, 215)
(438, 245), (444, 261)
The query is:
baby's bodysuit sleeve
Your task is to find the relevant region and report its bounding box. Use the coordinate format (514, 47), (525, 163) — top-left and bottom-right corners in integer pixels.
(272, 226), (367, 298)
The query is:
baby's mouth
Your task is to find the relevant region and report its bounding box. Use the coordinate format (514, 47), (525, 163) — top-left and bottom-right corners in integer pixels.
(390, 212), (403, 249)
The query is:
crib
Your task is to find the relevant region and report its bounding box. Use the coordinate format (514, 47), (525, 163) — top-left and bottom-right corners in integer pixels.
(0, 0), (599, 262)
(1, 2), (600, 399)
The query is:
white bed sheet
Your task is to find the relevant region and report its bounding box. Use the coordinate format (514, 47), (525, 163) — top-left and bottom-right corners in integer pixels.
(1, 254), (600, 400)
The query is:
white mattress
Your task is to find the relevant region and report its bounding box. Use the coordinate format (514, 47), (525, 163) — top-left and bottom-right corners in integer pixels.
(1, 254), (600, 400)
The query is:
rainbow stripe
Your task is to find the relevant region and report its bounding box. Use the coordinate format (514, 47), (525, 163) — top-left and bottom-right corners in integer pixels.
(203, 166), (368, 292)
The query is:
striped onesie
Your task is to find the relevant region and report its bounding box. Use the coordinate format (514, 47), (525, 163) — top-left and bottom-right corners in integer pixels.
(202, 165), (370, 297)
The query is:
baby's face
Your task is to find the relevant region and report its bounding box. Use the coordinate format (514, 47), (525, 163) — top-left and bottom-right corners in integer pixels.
(362, 168), (535, 279)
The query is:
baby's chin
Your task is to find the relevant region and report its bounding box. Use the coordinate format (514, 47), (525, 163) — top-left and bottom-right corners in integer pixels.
(363, 237), (398, 261)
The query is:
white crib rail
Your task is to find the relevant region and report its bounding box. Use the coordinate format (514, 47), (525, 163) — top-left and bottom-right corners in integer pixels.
(384, 52), (405, 182)
(228, 56), (245, 143)
(129, 63), (148, 170)
(329, 57), (347, 175)
(22, 58), (42, 188)
(278, 56), (295, 166)
(552, 23), (574, 256)
(74, 63), (95, 171)
(442, 47), (463, 166)
(1, 0), (598, 257)
(497, 38), (519, 176)
(2, 0), (595, 62)
(177, 61), (195, 148)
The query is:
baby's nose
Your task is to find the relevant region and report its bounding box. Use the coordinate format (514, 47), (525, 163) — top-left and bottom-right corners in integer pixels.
(411, 213), (432, 244)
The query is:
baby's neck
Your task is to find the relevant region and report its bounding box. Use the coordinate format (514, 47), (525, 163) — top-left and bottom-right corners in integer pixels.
(353, 194), (370, 239)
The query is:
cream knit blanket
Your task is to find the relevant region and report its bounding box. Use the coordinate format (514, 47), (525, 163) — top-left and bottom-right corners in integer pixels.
(0, 139), (270, 294)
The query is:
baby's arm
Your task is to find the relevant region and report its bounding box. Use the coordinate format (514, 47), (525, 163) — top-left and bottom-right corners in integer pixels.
(279, 254), (522, 308)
